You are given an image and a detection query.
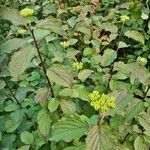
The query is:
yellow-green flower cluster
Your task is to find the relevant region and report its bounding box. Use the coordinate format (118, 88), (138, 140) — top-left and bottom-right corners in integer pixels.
(137, 56), (147, 66)
(18, 29), (26, 35)
(73, 62), (83, 70)
(20, 8), (34, 17)
(89, 91), (116, 112)
(120, 15), (129, 22)
(60, 41), (70, 48)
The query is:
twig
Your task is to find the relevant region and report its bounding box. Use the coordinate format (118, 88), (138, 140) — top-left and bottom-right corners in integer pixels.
(143, 85), (150, 101)
(29, 27), (55, 97)
(4, 79), (30, 120)
(98, 111), (103, 148)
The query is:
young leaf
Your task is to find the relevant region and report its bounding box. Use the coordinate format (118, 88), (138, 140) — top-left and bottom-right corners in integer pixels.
(125, 101), (144, 122)
(0, 38), (28, 55)
(134, 136), (147, 150)
(100, 49), (117, 67)
(37, 109), (52, 137)
(0, 7), (27, 25)
(20, 131), (34, 145)
(35, 87), (49, 103)
(9, 46), (35, 81)
(47, 64), (73, 88)
(5, 103), (19, 112)
(138, 112), (150, 131)
(125, 30), (145, 44)
(48, 98), (59, 113)
(101, 22), (118, 33)
(50, 115), (90, 142)
(0, 79), (6, 89)
(127, 63), (150, 86)
(78, 69), (93, 82)
(60, 100), (76, 114)
(37, 17), (66, 36)
(118, 41), (129, 49)
(73, 84), (90, 101)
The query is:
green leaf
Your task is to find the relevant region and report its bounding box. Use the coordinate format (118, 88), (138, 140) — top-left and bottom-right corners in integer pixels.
(78, 69), (93, 82)
(0, 7), (27, 25)
(0, 79), (6, 89)
(68, 39), (78, 45)
(5, 119), (21, 133)
(148, 21), (150, 30)
(0, 38), (28, 55)
(125, 30), (145, 44)
(48, 98), (59, 113)
(60, 100), (76, 114)
(134, 136), (147, 150)
(117, 93), (134, 111)
(63, 144), (85, 150)
(85, 126), (115, 150)
(37, 109), (52, 136)
(125, 101), (144, 122)
(138, 112), (150, 131)
(100, 49), (117, 67)
(47, 64), (73, 88)
(85, 126), (100, 150)
(35, 87), (49, 103)
(118, 41), (129, 49)
(50, 115), (90, 142)
(73, 84), (90, 101)
(58, 88), (75, 97)
(101, 22), (118, 33)
(9, 46), (35, 81)
(17, 145), (30, 150)
(20, 131), (34, 145)
(110, 115), (124, 130)
(0, 134), (16, 149)
(5, 103), (18, 112)
(33, 29), (50, 40)
(37, 17), (66, 36)
(127, 63), (150, 86)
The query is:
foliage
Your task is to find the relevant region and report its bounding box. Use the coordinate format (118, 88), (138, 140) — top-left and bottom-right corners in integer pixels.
(0, 0), (150, 149)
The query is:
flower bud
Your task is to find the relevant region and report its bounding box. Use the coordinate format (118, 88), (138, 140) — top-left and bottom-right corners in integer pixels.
(20, 8), (34, 17)
(137, 56), (147, 66)
(120, 15), (129, 22)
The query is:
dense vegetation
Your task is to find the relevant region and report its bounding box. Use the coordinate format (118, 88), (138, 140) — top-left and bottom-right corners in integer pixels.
(0, 0), (150, 149)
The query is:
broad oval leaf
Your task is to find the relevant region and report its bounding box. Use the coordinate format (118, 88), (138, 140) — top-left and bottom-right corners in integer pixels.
(134, 136), (147, 150)
(78, 69), (93, 82)
(125, 101), (144, 122)
(85, 126), (100, 150)
(37, 109), (52, 137)
(20, 131), (34, 145)
(50, 115), (90, 142)
(37, 17), (66, 36)
(100, 49), (117, 67)
(48, 98), (59, 113)
(0, 7), (27, 25)
(35, 87), (49, 103)
(0, 38), (28, 55)
(125, 30), (145, 45)
(9, 46), (35, 81)
(47, 64), (73, 88)
(127, 63), (150, 86)
(60, 100), (76, 114)
(86, 126), (115, 150)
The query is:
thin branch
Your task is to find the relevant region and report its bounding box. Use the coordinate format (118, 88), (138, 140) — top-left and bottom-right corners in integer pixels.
(29, 27), (55, 97)
(4, 79), (30, 120)
(143, 85), (150, 101)
(98, 111), (103, 148)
